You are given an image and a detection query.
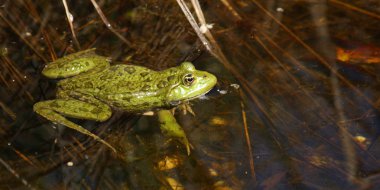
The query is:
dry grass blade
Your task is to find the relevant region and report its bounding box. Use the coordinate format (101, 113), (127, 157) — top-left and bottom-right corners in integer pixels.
(331, 71), (358, 182)
(90, 0), (132, 47)
(176, 0), (213, 53)
(0, 157), (35, 190)
(240, 91), (257, 184)
(258, 31), (324, 80)
(11, 148), (37, 168)
(61, 0), (81, 49)
(220, 0), (242, 20)
(0, 101), (16, 120)
(1, 56), (25, 86)
(328, 0), (380, 20)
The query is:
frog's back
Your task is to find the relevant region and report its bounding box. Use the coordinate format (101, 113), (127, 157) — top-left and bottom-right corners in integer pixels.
(59, 64), (154, 91)
(94, 64), (180, 94)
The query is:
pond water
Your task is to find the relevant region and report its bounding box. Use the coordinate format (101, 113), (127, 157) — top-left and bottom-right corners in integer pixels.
(1, 0), (380, 189)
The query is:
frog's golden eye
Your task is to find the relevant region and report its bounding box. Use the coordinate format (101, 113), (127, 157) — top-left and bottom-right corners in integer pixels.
(183, 73), (195, 86)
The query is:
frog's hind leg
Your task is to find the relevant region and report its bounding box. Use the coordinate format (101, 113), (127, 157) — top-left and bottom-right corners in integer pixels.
(42, 49), (110, 79)
(33, 99), (116, 152)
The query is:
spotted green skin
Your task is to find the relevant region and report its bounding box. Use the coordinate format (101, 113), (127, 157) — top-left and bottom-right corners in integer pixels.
(33, 49), (217, 152)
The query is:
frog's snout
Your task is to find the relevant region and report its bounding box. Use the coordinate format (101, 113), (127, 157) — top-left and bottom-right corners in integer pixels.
(202, 72), (217, 88)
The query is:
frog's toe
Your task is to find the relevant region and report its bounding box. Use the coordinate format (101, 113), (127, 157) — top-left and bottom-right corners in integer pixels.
(98, 112), (112, 121)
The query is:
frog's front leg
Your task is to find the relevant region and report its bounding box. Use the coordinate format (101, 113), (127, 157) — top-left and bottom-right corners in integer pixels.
(171, 102), (195, 116)
(157, 110), (191, 155)
(33, 99), (116, 152)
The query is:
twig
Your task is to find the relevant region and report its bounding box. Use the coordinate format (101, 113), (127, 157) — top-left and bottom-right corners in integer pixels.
(90, 0), (132, 47)
(176, 0), (213, 53)
(61, 0), (81, 50)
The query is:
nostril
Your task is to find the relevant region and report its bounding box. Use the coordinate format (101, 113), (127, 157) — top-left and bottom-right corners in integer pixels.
(203, 75), (207, 78)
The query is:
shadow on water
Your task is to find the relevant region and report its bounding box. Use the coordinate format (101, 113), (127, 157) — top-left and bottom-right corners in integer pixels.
(1, 0), (380, 189)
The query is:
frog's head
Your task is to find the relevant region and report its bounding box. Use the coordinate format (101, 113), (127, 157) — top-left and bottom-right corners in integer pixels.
(166, 62), (217, 105)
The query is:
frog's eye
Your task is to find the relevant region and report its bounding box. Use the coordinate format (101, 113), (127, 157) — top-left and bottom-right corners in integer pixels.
(183, 73), (195, 86)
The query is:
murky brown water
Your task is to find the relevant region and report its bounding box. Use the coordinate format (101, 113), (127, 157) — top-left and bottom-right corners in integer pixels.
(1, 0), (380, 189)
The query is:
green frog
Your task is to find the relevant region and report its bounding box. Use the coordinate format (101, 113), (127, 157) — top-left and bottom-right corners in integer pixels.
(34, 49), (217, 152)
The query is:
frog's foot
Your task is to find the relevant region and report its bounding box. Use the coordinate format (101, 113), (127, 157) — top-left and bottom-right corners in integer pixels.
(171, 102), (195, 116)
(164, 138), (192, 156)
(157, 110), (191, 155)
(33, 99), (116, 152)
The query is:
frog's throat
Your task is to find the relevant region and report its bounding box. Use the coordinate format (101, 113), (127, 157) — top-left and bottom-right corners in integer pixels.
(167, 87), (213, 106)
